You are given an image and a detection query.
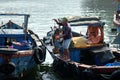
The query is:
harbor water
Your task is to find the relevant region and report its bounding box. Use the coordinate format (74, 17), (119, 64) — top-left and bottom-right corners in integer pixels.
(0, 0), (118, 80)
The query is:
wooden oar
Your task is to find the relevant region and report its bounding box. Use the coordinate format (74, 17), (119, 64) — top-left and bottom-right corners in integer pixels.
(39, 39), (55, 59)
(29, 30), (55, 59)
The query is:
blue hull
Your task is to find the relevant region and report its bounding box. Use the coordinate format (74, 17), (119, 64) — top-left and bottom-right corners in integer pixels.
(0, 55), (36, 79)
(0, 14), (46, 79)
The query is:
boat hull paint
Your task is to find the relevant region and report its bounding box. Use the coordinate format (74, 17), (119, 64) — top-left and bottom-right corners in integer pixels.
(0, 64), (38, 80)
(0, 50), (37, 79)
(52, 56), (117, 80)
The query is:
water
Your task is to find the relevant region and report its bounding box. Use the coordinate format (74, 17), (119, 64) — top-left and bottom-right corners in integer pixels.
(0, 0), (118, 80)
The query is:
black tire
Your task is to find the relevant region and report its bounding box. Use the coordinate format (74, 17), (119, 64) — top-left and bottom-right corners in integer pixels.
(33, 47), (45, 64)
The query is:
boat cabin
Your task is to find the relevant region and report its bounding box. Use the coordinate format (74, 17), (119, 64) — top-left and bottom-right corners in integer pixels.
(0, 14), (34, 50)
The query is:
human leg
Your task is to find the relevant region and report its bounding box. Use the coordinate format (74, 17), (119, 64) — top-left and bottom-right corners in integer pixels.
(53, 39), (61, 53)
(64, 49), (70, 60)
(62, 39), (71, 60)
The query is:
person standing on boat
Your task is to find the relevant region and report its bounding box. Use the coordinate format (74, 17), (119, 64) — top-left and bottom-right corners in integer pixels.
(116, 0), (120, 20)
(53, 17), (72, 61)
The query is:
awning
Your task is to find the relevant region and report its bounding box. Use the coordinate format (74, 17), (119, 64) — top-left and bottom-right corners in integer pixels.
(57, 16), (105, 27)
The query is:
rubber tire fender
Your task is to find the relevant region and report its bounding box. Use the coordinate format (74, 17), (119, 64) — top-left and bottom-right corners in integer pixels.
(33, 47), (44, 64)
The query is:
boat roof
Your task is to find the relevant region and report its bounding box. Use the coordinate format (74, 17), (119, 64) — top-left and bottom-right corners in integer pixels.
(58, 16), (105, 27)
(0, 21), (23, 29)
(0, 13), (30, 17)
(0, 13), (30, 34)
(69, 20), (104, 27)
(0, 29), (24, 34)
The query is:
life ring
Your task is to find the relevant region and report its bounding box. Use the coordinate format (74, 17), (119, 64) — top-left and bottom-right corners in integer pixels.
(0, 62), (16, 74)
(33, 47), (45, 64)
(110, 70), (120, 80)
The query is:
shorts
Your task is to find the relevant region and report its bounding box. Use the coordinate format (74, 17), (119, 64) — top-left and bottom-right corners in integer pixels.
(62, 38), (71, 49)
(54, 39), (61, 48)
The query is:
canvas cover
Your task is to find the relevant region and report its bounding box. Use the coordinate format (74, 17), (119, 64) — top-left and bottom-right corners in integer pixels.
(70, 36), (103, 48)
(91, 47), (115, 66)
(70, 37), (88, 48)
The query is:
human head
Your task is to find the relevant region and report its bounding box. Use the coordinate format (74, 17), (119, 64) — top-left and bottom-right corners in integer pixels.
(61, 17), (68, 25)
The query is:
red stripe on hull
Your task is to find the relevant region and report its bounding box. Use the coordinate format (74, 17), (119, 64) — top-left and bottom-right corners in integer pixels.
(0, 50), (34, 58)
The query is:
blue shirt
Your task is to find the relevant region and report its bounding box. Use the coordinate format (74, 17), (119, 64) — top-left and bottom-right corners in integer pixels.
(62, 24), (72, 40)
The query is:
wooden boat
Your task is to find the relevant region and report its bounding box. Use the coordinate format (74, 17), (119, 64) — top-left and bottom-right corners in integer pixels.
(45, 16), (120, 80)
(0, 14), (46, 79)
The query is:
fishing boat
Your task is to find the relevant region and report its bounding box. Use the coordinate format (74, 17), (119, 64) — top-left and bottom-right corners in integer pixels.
(45, 16), (120, 80)
(0, 14), (46, 79)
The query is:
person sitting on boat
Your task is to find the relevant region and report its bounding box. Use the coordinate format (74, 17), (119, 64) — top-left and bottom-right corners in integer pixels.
(8, 20), (13, 28)
(53, 28), (63, 54)
(87, 26), (103, 44)
(116, 11), (120, 20)
(116, 4), (120, 20)
(53, 17), (72, 61)
(5, 38), (13, 48)
(7, 41), (13, 48)
(87, 32), (101, 44)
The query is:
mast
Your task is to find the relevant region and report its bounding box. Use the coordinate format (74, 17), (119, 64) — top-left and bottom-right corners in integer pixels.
(24, 15), (30, 34)
(23, 15), (30, 40)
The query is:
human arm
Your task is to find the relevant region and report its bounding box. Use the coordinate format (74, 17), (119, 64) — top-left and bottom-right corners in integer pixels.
(53, 19), (62, 26)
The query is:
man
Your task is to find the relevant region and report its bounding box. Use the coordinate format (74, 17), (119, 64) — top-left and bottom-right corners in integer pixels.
(53, 17), (72, 61)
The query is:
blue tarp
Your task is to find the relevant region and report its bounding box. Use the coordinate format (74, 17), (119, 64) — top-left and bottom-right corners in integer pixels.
(105, 62), (120, 66)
